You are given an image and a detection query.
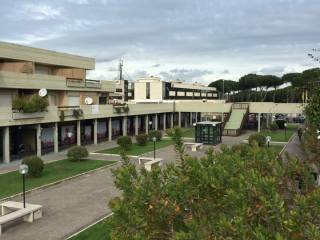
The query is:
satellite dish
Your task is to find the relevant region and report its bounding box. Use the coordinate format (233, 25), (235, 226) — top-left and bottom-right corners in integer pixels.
(39, 88), (47, 97)
(84, 97), (93, 105)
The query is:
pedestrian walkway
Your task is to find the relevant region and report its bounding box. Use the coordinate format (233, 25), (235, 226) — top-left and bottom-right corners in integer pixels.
(281, 134), (306, 162)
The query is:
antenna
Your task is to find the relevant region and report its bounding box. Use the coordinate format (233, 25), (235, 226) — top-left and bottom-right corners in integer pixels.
(119, 58), (123, 80)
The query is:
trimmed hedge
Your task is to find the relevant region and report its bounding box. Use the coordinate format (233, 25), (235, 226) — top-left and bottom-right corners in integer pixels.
(269, 122), (279, 131)
(248, 133), (266, 147)
(136, 133), (148, 146)
(231, 144), (251, 157)
(148, 130), (162, 141)
(117, 136), (132, 150)
(22, 156), (44, 177)
(67, 146), (89, 161)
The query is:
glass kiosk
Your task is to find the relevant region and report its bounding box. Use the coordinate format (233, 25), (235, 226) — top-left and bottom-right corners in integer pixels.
(194, 121), (222, 145)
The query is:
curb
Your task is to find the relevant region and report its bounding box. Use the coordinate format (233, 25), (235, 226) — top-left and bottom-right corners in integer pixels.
(90, 152), (139, 158)
(65, 212), (114, 240)
(279, 133), (296, 157)
(0, 161), (121, 203)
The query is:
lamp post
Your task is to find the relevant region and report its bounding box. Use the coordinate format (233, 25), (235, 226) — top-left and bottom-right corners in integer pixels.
(266, 136), (271, 148)
(19, 164), (29, 208)
(152, 137), (156, 160)
(284, 123), (288, 141)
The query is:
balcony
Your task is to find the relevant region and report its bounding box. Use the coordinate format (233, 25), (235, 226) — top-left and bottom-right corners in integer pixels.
(12, 111), (46, 120)
(66, 79), (101, 89)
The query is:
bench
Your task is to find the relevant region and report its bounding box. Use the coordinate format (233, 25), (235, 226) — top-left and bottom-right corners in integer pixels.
(183, 142), (203, 152)
(0, 201), (42, 235)
(138, 157), (163, 171)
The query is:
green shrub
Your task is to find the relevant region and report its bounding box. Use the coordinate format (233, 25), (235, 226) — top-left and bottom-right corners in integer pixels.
(136, 133), (148, 146)
(231, 144), (251, 157)
(117, 136), (132, 151)
(22, 156), (44, 177)
(275, 119), (286, 129)
(248, 133), (266, 147)
(148, 130), (162, 141)
(269, 122), (279, 131)
(12, 95), (49, 113)
(67, 146), (89, 161)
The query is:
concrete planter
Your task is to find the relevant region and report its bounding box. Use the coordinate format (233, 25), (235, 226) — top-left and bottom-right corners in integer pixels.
(12, 112), (46, 120)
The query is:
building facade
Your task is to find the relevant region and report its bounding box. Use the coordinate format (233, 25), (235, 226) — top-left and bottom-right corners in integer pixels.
(0, 41), (304, 165)
(134, 76), (218, 102)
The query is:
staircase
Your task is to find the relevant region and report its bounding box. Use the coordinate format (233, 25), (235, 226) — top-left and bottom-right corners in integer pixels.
(223, 103), (249, 136)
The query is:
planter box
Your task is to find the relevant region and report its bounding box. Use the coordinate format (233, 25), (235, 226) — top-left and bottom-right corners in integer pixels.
(12, 112), (46, 120)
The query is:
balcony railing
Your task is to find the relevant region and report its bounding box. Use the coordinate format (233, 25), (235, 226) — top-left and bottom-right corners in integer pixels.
(66, 79), (101, 89)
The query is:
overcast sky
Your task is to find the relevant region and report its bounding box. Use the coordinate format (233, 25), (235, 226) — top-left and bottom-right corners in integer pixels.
(1, 0), (320, 84)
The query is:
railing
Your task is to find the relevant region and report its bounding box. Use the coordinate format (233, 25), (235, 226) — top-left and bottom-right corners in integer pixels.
(66, 79), (101, 89)
(232, 103), (249, 110)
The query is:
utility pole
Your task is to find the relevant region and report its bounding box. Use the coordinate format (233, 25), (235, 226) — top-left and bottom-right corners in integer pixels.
(222, 80), (225, 100)
(119, 59), (123, 80)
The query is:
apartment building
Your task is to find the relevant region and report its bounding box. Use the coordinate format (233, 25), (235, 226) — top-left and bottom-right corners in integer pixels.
(0, 42), (211, 164)
(134, 76), (218, 102)
(109, 79), (134, 102)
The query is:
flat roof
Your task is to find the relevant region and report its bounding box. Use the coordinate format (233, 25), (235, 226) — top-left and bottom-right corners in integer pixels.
(196, 121), (222, 125)
(0, 41), (95, 70)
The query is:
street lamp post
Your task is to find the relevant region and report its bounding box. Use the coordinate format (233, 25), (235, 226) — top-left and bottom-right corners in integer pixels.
(19, 164), (29, 208)
(284, 123), (288, 141)
(152, 137), (156, 160)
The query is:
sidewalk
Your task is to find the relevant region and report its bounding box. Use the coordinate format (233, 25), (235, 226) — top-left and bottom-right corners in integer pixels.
(281, 134), (306, 162)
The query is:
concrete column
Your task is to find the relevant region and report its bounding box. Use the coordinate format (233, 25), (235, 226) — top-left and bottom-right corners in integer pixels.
(170, 113), (174, 128)
(145, 115), (149, 134)
(93, 119), (98, 144)
(77, 120), (81, 146)
(163, 113), (166, 130)
(195, 112), (198, 123)
(178, 112), (181, 128)
(155, 114), (158, 130)
(36, 124), (41, 157)
(54, 122), (58, 153)
(190, 112), (193, 126)
(3, 126), (10, 163)
(122, 117), (127, 136)
(108, 118), (112, 141)
(221, 112), (224, 123)
(258, 113), (261, 132)
(135, 116), (139, 135)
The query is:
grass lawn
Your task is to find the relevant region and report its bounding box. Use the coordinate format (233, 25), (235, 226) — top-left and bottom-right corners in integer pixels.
(70, 217), (112, 240)
(181, 128), (195, 138)
(0, 159), (115, 199)
(262, 124), (298, 142)
(99, 139), (174, 156)
(268, 145), (285, 155)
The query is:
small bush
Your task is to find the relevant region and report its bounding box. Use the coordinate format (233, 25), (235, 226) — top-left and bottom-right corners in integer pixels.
(67, 146), (89, 161)
(136, 133), (148, 146)
(12, 95), (49, 113)
(148, 130), (162, 141)
(117, 136), (132, 151)
(248, 133), (266, 147)
(275, 119), (286, 129)
(231, 144), (251, 157)
(22, 156), (44, 177)
(269, 122), (279, 131)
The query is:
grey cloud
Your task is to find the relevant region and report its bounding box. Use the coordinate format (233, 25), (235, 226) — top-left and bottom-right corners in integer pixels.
(259, 66), (285, 76)
(159, 68), (212, 81)
(151, 64), (161, 68)
(220, 69), (230, 74)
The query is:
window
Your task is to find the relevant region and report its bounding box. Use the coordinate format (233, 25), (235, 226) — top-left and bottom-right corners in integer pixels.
(146, 82), (150, 99)
(68, 95), (80, 106)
